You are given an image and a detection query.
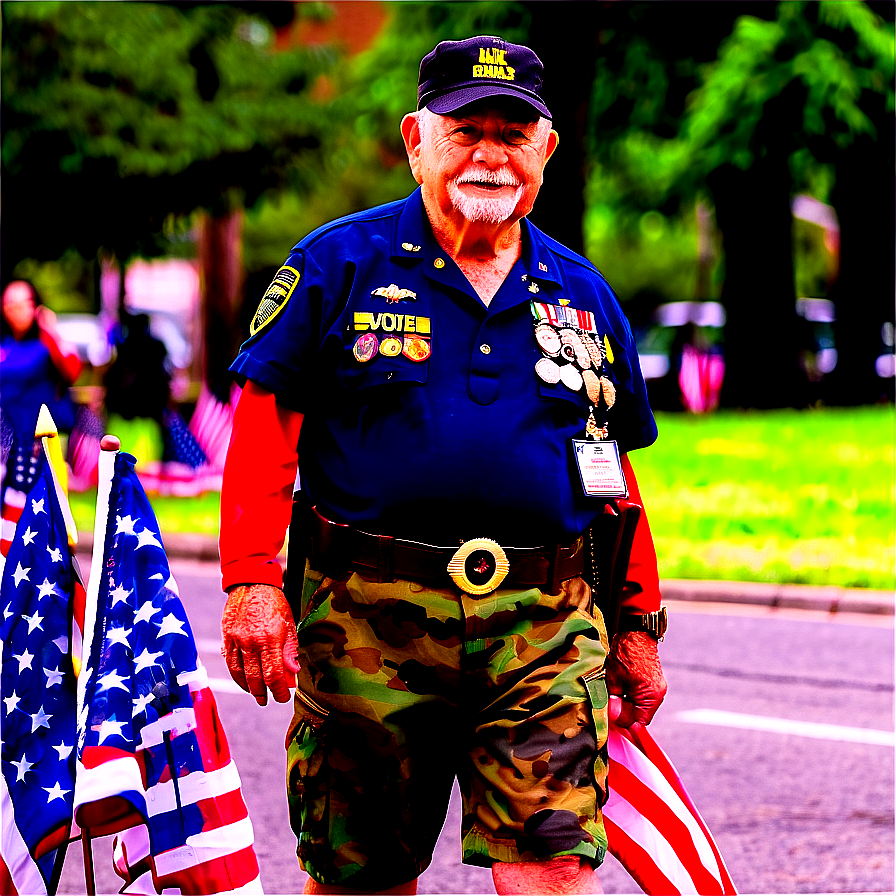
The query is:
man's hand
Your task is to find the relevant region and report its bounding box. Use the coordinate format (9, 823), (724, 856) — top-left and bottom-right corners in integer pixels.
(221, 584), (300, 706)
(605, 631), (667, 728)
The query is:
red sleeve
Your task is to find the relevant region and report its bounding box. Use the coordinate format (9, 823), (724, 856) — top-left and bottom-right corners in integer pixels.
(38, 328), (82, 384)
(219, 381), (303, 592)
(620, 454), (662, 614)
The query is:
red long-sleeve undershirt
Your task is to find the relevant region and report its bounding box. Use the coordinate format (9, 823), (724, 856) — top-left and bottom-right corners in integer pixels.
(38, 327), (82, 384)
(219, 382), (662, 613)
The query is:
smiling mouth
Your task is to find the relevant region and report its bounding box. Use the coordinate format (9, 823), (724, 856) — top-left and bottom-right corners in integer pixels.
(460, 180), (516, 192)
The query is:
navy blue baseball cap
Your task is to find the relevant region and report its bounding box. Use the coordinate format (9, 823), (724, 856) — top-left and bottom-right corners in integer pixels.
(417, 36), (552, 120)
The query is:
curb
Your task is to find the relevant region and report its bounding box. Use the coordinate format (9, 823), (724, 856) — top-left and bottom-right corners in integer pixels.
(76, 531), (894, 617)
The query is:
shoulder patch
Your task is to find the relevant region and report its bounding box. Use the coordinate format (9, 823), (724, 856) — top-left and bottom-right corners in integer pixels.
(250, 264), (301, 336)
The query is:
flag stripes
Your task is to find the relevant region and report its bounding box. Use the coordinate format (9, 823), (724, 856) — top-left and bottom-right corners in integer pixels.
(605, 723), (737, 895)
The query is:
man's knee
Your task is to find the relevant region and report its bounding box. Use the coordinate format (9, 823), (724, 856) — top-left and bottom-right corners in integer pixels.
(491, 856), (600, 895)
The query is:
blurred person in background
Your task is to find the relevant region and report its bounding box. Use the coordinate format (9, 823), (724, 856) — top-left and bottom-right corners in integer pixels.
(220, 36), (667, 896)
(103, 311), (171, 468)
(1, 278), (82, 454)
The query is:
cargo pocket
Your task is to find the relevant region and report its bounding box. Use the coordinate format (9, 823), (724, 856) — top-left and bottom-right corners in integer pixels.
(286, 690), (330, 862)
(582, 669), (610, 808)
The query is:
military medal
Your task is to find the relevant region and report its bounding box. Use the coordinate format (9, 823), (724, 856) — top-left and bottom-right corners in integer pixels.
(583, 333), (604, 367)
(535, 323), (562, 356)
(560, 329), (591, 369)
(353, 332), (379, 362)
(558, 363), (583, 392)
(535, 357), (561, 384)
(600, 376), (616, 408)
(582, 369), (601, 404)
(379, 336), (403, 357)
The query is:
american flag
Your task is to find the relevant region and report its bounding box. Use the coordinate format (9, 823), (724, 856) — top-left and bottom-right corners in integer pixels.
(74, 450), (262, 894)
(605, 720), (737, 895)
(1, 439), (43, 564)
(1, 452), (81, 895)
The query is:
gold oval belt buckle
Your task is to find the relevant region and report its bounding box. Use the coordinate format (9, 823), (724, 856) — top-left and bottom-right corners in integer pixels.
(447, 538), (510, 595)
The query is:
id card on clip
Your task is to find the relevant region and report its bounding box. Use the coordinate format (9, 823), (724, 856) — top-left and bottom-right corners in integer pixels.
(573, 439), (628, 498)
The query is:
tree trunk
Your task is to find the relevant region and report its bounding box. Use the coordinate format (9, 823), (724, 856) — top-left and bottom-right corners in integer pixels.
(523, 4), (598, 255)
(827, 134), (895, 406)
(198, 209), (244, 401)
(708, 158), (806, 409)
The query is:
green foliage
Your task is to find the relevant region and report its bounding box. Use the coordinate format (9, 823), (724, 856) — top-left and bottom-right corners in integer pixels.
(2, 1), (339, 268)
(634, 406), (895, 588)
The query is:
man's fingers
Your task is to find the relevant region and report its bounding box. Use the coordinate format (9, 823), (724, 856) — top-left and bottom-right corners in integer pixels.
(283, 625), (301, 675)
(241, 652), (269, 706)
(224, 640), (251, 694)
(260, 646), (293, 704)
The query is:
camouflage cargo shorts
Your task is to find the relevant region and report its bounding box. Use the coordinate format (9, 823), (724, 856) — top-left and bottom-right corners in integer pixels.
(286, 565), (610, 891)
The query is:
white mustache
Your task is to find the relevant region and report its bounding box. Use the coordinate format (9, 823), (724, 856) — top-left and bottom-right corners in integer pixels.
(455, 168), (520, 188)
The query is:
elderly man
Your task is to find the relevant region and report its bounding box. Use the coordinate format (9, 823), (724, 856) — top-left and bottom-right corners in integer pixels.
(220, 36), (667, 895)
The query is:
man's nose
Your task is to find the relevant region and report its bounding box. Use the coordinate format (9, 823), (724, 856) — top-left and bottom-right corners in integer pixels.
(472, 135), (509, 167)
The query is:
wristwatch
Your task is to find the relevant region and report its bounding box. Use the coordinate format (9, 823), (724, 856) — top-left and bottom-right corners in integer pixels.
(617, 606), (667, 640)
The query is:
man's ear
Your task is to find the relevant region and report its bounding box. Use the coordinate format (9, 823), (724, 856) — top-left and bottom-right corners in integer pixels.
(543, 128), (559, 168)
(400, 113), (424, 185)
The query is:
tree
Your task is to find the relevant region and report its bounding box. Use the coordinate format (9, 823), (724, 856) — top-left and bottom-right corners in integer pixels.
(2, 1), (339, 390)
(675, 1), (894, 406)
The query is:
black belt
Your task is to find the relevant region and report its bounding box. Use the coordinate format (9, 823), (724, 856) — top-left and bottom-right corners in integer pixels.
(306, 505), (584, 595)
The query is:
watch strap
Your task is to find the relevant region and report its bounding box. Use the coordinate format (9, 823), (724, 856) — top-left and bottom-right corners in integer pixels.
(617, 606), (667, 640)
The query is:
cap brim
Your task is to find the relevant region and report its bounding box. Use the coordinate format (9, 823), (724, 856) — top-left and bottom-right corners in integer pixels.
(425, 84), (551, 120)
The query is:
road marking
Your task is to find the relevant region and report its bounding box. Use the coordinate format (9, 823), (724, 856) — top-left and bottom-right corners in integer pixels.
(677, 709), (895, 746)
(208, 676), (248, 695)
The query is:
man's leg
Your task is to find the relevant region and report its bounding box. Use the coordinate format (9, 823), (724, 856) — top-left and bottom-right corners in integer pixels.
(302, 876), (418, 895)
(492, 857), (601, 895)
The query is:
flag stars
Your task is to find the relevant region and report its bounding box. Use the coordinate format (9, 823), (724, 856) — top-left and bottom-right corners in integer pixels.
(43, 781), (71, 803)
(44, 665), (65, 687)
(132, 691), (154, 717)
(30, 707), (53, 733)
(133, 601), (160, 625)
(53, 741), (74, 761)
(115, 514), (137, 536)
(30, 497), (46, 515)
(158, 613), (187, 638)
(133, 648), (164, 673)
(22, 610), (44, 633)
(21, 526), (38, 546)
(106, 626), (133, 649)
(10, 755), (34, 783)
(37, 578), (59, 599)
(13, 648), (34, 673)
(3, 690), (21, 715)
(12, 562), (31, 587)
(97, 669), (131, 693)
(97, 717), (127, 743)
(46, 545), (64, 564)
(52, 634), (69, 654)
(135, 528), (162, 550)
(110, 583), (131, 607)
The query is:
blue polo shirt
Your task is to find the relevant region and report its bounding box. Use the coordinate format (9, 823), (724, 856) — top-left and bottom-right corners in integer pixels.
(231, 188), (657, 546)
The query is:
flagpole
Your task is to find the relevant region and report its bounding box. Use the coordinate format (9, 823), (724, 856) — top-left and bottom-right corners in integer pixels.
(35, 404), (78, 549)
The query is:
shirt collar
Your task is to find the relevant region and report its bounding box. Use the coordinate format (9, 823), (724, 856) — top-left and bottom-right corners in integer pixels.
(392, 187), (566, 291)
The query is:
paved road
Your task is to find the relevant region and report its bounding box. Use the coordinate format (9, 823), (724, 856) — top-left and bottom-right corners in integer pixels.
(59, 561), (894, 895)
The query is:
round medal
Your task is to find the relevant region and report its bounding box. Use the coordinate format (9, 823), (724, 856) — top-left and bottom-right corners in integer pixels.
(560, 328), (591, 369)
(402, 335), (431, 362)
(534, 323), (562, 356)
(600, 376), (617, 408)
(558, 363), (584, 392)
(379, 336), (403, 357)
(582, 369), (601, 404)
(353, 333), (378, 362)
(535, 357), (561, 384)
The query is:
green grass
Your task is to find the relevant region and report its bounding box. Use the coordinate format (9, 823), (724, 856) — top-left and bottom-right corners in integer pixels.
(633, 406), (895, 589)
(68, 406), (895, 589)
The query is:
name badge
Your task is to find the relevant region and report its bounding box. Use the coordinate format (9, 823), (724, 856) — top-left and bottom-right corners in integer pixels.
(573, 440), (628, 497)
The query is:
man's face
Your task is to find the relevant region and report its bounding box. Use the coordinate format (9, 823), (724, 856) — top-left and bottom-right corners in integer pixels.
(403, 100), (558, 230)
